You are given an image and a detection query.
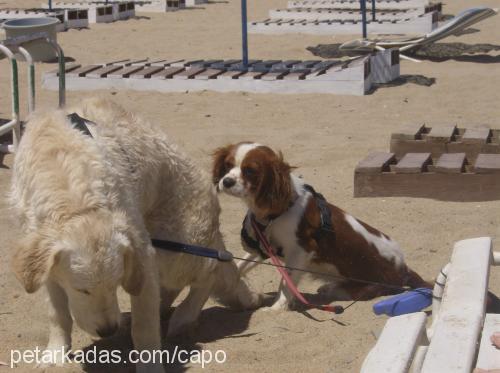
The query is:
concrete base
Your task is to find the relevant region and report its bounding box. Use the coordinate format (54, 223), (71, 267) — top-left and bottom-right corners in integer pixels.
(269, 7), (433, 21)
(42, 53), (400, 96)
(46, 2), (135, 21)
(288, 0), (431, 10)
(249, 11), (437, 35)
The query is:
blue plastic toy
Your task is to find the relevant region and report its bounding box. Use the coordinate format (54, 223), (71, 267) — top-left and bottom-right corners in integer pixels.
(373, 288), (433, 317)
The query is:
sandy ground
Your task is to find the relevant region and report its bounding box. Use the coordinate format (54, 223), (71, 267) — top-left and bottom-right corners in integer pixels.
(1, 0), (500, 371)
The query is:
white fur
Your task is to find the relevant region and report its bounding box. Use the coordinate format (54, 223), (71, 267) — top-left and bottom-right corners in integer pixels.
(344, 214), (404, 269)
(10, 99), (261, 370)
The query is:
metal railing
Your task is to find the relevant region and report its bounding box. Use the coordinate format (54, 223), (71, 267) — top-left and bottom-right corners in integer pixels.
(0, 32), (65, 153)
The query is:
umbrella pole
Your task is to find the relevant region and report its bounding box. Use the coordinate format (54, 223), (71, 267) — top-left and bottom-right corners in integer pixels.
(360, 0), (367, 38)
(371, 0), (376, 21)
(241, 0), (249, 68)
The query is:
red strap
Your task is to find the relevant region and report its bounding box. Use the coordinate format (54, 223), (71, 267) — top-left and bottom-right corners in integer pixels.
(251, 218), (343, 314)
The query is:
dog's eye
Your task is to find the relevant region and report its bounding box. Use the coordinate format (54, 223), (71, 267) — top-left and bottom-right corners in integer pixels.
(76, 289), (91, 295)
(242, 168), (256, 177)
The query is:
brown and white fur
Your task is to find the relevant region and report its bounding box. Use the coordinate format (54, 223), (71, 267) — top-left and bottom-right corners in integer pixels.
(212, 142), (430, 311)
(9, 100), (261, 370)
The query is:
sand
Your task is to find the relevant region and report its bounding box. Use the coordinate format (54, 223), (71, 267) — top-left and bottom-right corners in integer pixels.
(1, 0), (499, 371)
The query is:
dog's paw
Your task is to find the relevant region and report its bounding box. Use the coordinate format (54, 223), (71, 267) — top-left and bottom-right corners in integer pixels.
(35, 349), (67, 369)
(239, 291), (264, 310)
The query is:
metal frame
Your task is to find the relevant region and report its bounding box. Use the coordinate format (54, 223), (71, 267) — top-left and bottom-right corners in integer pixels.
(0, 32), (65, 154)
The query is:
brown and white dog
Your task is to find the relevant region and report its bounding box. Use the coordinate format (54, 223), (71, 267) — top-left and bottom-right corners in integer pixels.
(213, 142), (430, 311)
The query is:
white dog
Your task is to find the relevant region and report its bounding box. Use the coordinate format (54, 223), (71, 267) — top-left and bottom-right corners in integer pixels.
(10, 98), (261, 370)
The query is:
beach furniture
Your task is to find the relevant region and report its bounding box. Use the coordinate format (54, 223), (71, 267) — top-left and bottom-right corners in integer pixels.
(0, 8), (89, 30)
(339, 7), (498, 61)
(362, 237), (499, 373)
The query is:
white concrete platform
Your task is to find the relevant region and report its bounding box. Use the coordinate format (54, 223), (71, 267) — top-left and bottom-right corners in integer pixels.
(0, 8), (89, 30)
(269, 7), (434, 21)
(42, 51), (400, 96)
(249, 11), (437, 35)
(42, 2), (135, 22)
(288, 0), (432, 11)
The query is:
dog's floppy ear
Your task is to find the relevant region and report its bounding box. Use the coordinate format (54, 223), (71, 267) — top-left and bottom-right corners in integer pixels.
(11, 232), (60, 293)
(212, 145), (233, 185)
(256, 151), (294, 214)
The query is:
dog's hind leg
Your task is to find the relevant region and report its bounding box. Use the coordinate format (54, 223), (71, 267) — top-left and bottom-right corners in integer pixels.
(41, 280), (73, 367)
(167, 284), (213, 338)
(160, 287), (181, 315)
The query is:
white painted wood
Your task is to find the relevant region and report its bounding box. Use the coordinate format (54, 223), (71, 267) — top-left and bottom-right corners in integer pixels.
(287, 0), (430, 10)
(248, 12), (437, 35)
(476, 314), (500, 370)
(361, 312), (428, 373)
(421, 237), (492, 373)
(269, 8), (428, 22)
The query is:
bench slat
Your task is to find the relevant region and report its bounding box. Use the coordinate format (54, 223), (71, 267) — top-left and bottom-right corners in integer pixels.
(476, 314), (500, 370)
(421, 237), (492, 373)
(361, 312), (427, 373)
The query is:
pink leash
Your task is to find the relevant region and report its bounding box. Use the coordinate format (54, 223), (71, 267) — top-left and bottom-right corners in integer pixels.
(251, 217), (344, 314)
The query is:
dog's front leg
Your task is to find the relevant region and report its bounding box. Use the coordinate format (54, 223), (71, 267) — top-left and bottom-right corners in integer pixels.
(131, 252), (164, 373)
(42, 280), (72, 367)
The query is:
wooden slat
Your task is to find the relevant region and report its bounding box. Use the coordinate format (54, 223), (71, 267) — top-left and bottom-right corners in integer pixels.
(114, 58), (148, 66)
(86, 65), (122, 78)
(130, 66), (164, 79)
(108, 65), (144, 78)
(45, 63), (81, 78)
(66, 65), (101, 78)
(172, 67), (206, 80)
(427, 125), (457, 143)
(239, 71), (267, 80)
(194, 68), (226, 80)
(421, 237), (492, 373)
(476, 314), (500, 370)
(151, 59), (184, 67)
(361, 312), (427, 373)
(391, 123), (426, 140)
(474, 154), (500, 174)
(260, 71), (288, 81)
(150, 66), (185, 79)
(434, 153), (466, 174)
(393, 153), (432, 173)
(356, 151), (396, 174)
(462, 127), (491, 144)
(283, 71), (308, 80)
(218, 70), (247, 79)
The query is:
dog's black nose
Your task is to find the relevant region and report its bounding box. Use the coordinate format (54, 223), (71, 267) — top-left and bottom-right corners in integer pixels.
(223, 177), (236, 188)
(97, 323), (119, 338)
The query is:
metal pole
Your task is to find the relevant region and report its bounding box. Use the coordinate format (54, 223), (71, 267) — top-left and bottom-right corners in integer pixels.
(371, 0), (376, 21)
(360, 0), (367, 38)
(49, 0), (52, 10)
(18, 46), (35, 113)
(241, 0), (248, 68)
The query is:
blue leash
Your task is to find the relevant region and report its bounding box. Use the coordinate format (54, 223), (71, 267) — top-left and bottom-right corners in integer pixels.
(151, 239), (234, 262)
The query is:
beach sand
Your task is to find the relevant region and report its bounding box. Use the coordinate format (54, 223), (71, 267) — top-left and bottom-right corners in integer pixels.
(1, 0), (499, 371)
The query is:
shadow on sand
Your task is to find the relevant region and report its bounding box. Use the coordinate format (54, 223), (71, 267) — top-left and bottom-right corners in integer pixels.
(80, 304), (259, 372)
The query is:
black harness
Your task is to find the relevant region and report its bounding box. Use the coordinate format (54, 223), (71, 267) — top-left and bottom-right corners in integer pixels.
(240, 183), (334, 260)
(67, 113), (94, 138)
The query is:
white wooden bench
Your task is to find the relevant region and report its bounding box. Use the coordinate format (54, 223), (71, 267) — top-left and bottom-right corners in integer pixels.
(361, 237), (500, 373)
